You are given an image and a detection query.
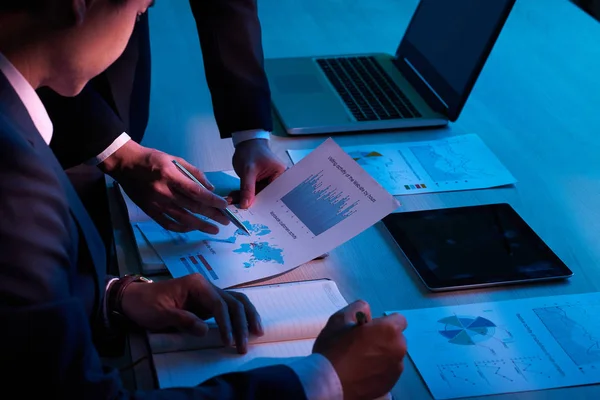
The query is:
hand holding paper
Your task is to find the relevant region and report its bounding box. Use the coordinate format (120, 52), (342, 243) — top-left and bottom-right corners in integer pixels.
(139, 138), (401, 289)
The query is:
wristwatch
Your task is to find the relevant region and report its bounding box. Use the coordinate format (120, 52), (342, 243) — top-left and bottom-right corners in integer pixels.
(107, 274), (153, 322)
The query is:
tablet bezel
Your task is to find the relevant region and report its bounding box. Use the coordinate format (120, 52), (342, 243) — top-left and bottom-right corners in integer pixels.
(382, 203), (574, 292)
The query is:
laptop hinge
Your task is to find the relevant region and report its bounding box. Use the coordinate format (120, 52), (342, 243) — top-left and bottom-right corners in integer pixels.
(393, 55), (448, 116)
(404, 57), (448, 110)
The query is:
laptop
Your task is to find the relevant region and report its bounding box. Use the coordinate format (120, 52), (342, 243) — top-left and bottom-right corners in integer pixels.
(265, 0), (516, 135)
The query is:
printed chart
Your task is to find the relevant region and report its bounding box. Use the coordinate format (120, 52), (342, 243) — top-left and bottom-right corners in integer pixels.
(281, 171), (358, 236)
(387, 293), (600, 399)
(533, 304), (600, 368)
(287, 134), (516, 195)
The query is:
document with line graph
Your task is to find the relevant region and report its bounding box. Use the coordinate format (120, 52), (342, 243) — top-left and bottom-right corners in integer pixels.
(287, 134), (516, 195)
(138, 138), (400, 288)
(386, 292), (600, 399)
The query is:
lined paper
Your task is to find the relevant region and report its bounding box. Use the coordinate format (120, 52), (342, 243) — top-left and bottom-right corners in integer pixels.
(149, 279), (347, 353)
(155, 339), (315, 388)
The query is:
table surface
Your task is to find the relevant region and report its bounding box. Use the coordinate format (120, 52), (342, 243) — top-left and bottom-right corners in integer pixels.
(108, 0), (600, 398)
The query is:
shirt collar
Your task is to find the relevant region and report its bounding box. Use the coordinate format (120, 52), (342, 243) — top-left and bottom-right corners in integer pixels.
(0, 53), (53, 144)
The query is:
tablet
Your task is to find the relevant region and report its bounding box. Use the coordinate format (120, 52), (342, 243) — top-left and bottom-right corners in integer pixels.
(382, 204), (573, 292)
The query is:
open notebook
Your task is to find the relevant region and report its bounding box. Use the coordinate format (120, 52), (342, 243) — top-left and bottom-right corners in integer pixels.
(150, 279), (348, 388)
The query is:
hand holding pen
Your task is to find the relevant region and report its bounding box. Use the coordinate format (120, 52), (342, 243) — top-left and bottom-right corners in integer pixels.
(172, 160), (251, 236)
(312, 301), (407, 400)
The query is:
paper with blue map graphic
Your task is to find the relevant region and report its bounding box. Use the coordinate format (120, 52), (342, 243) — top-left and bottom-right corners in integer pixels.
(287, 134), (516, 195)
(138, 138), (400, 288)
(137, 212), (288, 288)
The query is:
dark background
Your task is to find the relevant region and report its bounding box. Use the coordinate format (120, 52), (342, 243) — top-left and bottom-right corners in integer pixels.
(573, 0), (600, 21)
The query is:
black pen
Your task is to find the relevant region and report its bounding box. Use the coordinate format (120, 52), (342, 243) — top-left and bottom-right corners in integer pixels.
(172, 160), (251, 236)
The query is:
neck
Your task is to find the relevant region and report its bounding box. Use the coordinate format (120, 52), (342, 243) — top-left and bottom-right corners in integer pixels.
(0, 15), (51, 90)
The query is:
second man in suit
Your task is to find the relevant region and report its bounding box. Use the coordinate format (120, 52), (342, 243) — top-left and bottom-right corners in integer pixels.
(40, 0), (285, 234)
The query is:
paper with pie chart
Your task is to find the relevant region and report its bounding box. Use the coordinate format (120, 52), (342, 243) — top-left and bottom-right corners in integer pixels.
(287, 134), (516, 195)
(138, 138), (400, 288)
(387, 292), (600, 399)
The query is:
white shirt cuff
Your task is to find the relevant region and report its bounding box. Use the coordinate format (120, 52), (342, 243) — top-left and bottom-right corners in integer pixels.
(231, 129), (271, 147)
(103, 278), (119, 327)
(86, 132), (131, 165)
(287, 353), (343, 400)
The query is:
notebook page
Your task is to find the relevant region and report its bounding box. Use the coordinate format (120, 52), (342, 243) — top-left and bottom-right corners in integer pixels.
(149, 279), (347, 353)
(154, 338), (314, 388)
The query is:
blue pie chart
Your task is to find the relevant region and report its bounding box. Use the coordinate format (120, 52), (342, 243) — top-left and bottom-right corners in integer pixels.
(438, 316), (496, 345)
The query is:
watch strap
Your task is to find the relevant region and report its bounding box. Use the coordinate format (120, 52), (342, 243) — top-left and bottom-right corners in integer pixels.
(107, 274), (152, 319)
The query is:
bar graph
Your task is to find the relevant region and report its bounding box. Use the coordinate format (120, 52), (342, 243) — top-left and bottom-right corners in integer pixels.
(178, 255), (219, 281)
(281, 171), (358, 236)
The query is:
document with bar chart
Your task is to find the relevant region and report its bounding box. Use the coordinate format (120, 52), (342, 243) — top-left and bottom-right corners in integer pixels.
(287, 134), (516, 195)
(386, 293), (600, 399)
(142, 138), (400, 288)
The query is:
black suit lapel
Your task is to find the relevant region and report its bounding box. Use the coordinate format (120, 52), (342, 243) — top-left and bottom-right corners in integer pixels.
(0, 74), (106, 302)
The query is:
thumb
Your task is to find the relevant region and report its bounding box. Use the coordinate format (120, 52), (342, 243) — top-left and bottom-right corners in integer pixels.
(239, 166), (258, 209)
(165, 309), (209, 336)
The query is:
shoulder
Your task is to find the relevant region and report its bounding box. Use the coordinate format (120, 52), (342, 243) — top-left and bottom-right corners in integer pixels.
(0, 113), (67, 213)
(0, 112), (73, 305)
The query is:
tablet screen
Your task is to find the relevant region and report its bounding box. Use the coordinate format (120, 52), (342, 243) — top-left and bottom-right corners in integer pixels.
(382, 204), (573, 291)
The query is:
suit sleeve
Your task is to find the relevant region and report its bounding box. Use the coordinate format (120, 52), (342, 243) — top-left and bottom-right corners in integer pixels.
(0, 300), (308, 400)
(39, 83), (127, 169)
(0, 129), (306, 400)
(189, 0), (273, 138)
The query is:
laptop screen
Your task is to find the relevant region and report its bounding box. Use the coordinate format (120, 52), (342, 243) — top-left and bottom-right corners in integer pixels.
(395, 0), (515, 120)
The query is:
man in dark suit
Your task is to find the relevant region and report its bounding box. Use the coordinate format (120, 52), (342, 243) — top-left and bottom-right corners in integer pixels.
(0, 1), (408, 398)
(40, 1), (286, 234)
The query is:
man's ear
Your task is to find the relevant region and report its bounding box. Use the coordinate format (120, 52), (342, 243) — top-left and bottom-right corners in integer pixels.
(45, 0), (92, 27)
(70, 0), (88, 25)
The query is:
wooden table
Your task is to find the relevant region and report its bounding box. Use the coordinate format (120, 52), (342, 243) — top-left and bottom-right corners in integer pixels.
(108, 0), (600, 398)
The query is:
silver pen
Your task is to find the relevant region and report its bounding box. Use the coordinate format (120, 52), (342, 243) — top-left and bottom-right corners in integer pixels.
(172, 160), (251, 236)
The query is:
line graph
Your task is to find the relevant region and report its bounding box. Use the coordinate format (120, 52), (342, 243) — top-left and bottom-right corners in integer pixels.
(438, 356), (559, 390)
(438, 363), (478, 387)
(533, 304), (600, 366)
(475, 360), (514, 383)
(511, 356), (556, 380)
(409, 143), (492, 182)
(348, 150), (419, 187)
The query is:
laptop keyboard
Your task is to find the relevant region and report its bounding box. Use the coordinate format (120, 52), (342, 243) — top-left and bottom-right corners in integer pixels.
(316, 56), (421, 121)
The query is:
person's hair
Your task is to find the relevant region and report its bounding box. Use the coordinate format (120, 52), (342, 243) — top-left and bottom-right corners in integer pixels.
(0, 0), (43, 12)
(0, 0), (126, 13)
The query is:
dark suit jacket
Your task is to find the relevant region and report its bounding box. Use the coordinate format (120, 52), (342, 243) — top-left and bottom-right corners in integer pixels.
(41, 0), (272, 169)
(0, 74), (303, 399)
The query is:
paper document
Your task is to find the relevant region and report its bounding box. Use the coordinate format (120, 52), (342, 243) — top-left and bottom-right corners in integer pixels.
(138, 138), (400, 288)
(387, 293), (600, 399)
(120, 170), (240, 275)
(151, 279), (347, 387)
(287, 134), (516, 195)
(154, 340), (314, 388)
